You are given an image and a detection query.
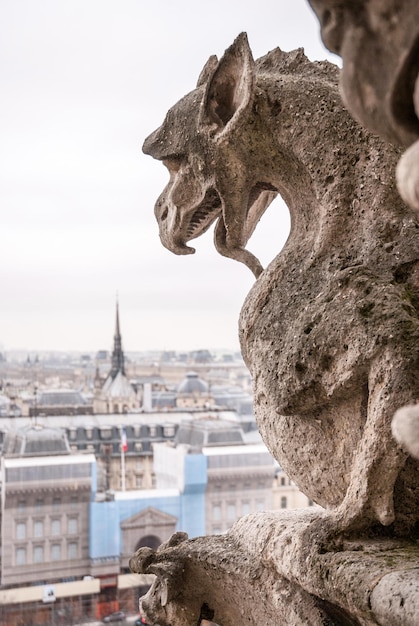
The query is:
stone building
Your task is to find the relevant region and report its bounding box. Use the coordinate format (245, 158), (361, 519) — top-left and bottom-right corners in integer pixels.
(0, 426), (95, 588)
(273, 465), (315, 511)
(175, 371), (213, 408)
(66, 420), (176, 492)
(0, 425), (98, 625)
(153, 418), (278, 535)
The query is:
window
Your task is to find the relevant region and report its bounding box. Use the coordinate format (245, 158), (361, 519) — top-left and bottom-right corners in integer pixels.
(227, 503), (236, 520)
(135, 442), (143, 452)
(51, 518), (61, 536)
(280, 476), (286, 486)
(70, 496), (78, 508)
(17, 500), (26, 513)
(16, 547), (26, 565)
(34, 545), (44, 563)
(149, 425), (157, 437)
(68, 517), (78, 534)
(256, 499), (265, 511)
(16, 521), (26, 540)
(100, 427), (112, 439)
(163, 425), (175, 437)
(51, 543), (61, 561)
(34, 520), (44, 538)
(68, 542), (78, 560)
(212, 504), (221, 521)
(35, 498), (44, 511)
(280, 496), (288, 509)
(136, 475), (143, 488)
(52, 497), (61, 511)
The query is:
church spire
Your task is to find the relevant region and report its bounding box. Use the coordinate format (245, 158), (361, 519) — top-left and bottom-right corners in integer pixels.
(110, 298), (125, 380)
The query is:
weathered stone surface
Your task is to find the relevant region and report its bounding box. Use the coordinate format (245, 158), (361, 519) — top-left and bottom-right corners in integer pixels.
(307, 0), (419, 211)
(240, 141), (419, 531)
(130, 511), (419, 625)
(144, 32), (419, 534)
(140, 26), (419, 626)
(370, 569), (419, 625)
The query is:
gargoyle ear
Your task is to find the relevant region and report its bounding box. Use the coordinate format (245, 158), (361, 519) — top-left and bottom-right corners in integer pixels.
(199, 32), (255, 136)
(197, 55), (218, 87)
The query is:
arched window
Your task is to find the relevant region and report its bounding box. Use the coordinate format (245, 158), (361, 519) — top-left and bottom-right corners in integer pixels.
(135, 535), (161, 551)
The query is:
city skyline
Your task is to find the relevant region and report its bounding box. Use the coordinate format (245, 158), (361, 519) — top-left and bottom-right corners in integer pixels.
(0, 0), (338, 353)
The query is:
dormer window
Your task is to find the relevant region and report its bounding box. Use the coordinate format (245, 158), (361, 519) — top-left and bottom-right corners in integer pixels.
(100, 427), (111, 440)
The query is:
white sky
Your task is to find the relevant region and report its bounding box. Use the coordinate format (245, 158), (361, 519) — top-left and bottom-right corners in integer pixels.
(0, 0), (337, 354)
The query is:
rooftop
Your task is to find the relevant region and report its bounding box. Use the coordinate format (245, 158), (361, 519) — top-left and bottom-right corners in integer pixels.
(2, 424), (71, 457)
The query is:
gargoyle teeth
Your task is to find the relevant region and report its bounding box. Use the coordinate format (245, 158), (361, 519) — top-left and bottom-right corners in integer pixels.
(186, 188), (222, 239)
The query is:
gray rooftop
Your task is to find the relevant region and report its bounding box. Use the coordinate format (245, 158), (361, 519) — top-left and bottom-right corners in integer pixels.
(175, 418), (244, 450)
(177, 371), (209, 394)
(38, 389), (87, 406)
(2, 425), (71, 457)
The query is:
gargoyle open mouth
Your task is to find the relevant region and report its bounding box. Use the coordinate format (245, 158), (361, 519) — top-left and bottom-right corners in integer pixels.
(185, 187), (222, 242)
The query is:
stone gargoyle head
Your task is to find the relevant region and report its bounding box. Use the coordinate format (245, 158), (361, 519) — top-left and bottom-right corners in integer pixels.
(142, 32), (278, 278)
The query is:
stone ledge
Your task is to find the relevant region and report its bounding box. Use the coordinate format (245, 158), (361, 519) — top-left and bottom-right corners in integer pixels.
(130, 510), (419, 625)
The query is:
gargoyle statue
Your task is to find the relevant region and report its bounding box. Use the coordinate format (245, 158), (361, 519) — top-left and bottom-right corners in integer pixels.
(143, 33), (419, 535)
(308, 0), (419, 211)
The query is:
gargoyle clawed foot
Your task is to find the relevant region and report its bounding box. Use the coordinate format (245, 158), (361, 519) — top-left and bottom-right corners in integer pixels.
(129, 532), (190, 626)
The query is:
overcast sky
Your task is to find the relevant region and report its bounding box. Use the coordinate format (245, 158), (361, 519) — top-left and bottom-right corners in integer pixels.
(0, 0), (337, 355)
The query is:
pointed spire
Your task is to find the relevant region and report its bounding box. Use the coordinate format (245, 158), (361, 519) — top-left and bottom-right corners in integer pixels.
(110, 296), (125, 380)
(115, 296), (121, 339)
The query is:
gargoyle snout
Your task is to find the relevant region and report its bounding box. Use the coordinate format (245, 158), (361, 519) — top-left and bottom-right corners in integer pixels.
(142, 127), (164, 159)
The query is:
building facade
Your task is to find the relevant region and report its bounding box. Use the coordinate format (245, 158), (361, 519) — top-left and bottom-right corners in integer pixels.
(0, 426), (96, 588)
(0, 416), (316, 626)
(1, 453), (95, 587)
(152, 418), (278, 535)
